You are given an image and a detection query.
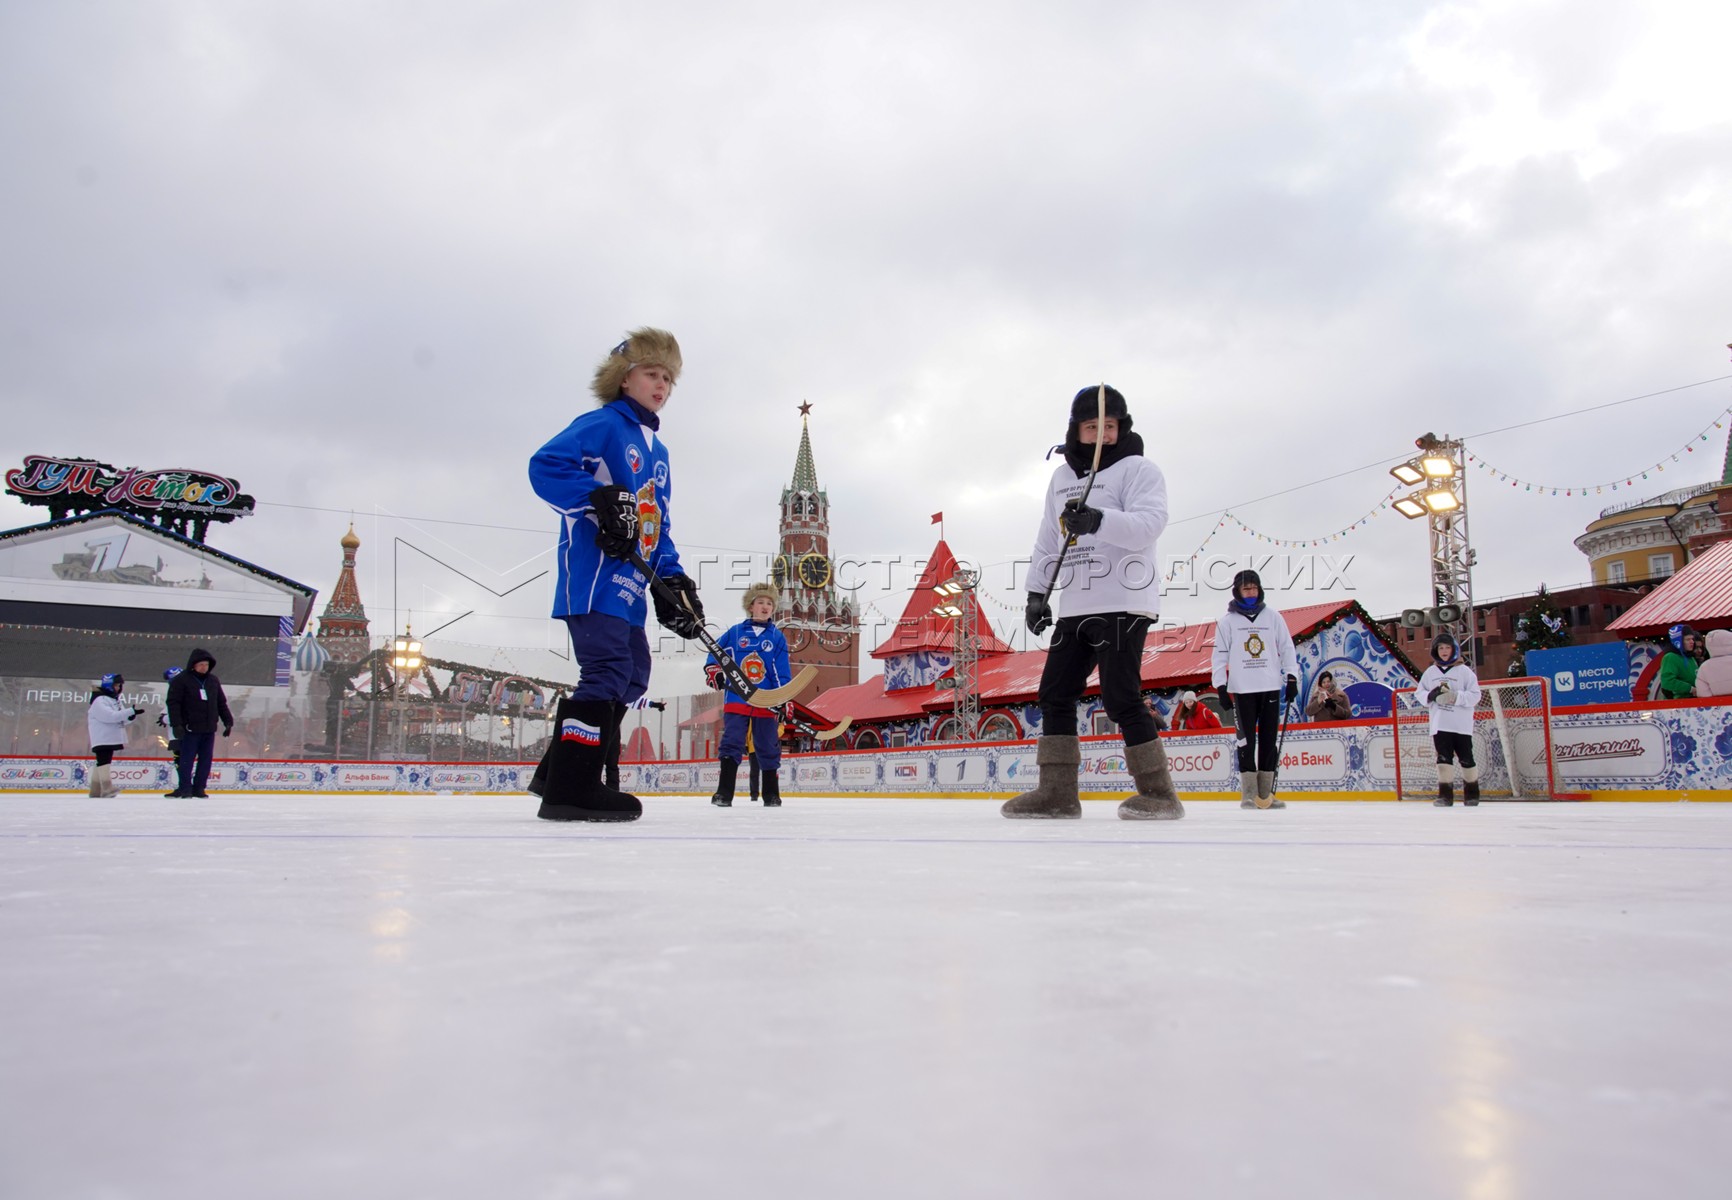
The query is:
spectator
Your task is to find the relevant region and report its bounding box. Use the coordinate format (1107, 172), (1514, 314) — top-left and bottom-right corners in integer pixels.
(1169, 690), (1222, 731)
(87, 672), (142, 797)
(1305, 671), (1353, 722)
(1694, 629), (1732, 698)
(165, 649), (233, 799)
(1658, 625), (1700, 700)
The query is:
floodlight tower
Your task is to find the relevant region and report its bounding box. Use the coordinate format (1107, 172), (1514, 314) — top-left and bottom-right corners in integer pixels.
(932, 568), (980, 740)
(1391, 434), (1476, 665)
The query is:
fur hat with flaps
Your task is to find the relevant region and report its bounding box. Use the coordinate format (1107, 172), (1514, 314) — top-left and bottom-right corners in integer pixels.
(741, 582), (780, 613)
(591, 327), (682, 403)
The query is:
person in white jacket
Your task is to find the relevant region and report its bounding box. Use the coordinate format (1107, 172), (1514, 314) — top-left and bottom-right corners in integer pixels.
(86, 672), (143, 798)
(1004, 384), (1180, 820)
(1417, 632), (1482, 806)
(1211, 569), (1299, 809)
(1694, 628), (1732, 698)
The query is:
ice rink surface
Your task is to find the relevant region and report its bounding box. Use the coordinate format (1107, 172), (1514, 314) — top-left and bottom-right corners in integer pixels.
(2, 794), (1729, 1200)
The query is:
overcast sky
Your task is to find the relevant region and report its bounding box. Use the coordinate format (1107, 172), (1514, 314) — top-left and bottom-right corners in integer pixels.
(4, 0), (1730, 690)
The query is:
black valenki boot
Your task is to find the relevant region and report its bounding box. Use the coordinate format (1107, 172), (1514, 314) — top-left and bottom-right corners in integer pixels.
(537, 698), (642, 822)
(761, 768), (781, 807)
(712, 758), (738, 807)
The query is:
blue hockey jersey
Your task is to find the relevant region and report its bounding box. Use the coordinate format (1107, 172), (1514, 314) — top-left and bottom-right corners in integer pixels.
(529, 398), (685, 624)
(707, 619), (792, 715)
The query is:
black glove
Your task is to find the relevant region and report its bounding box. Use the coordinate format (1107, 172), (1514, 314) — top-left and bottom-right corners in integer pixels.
(1284, 676), (1299, 704)
(1024, 593), (1053, 635)
(171, 724), (185, 744)
(222, 724), (233, 738)
(1060, 499), (1104, 537)
(130, 707), (144, 719)
(654, 573), (705, 639)
(589, 485), (639, 560)
(1426, 684), (1445, 703)
(1217, 687), (1234, 712)
(704, 663), (726, 690)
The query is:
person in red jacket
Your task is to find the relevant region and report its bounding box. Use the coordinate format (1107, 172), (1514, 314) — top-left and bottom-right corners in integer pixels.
(1169, 690), (1222, 731)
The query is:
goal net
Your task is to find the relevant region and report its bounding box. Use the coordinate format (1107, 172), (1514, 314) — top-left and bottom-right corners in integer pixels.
(1392, 675), (1569, 801)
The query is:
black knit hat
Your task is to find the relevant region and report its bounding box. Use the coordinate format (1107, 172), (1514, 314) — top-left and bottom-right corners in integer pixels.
(1231, 569), (1262, 601)
(1069, 385), (1130, 430)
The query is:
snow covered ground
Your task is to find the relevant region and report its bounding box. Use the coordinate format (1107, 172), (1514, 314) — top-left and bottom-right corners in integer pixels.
(2, 794), (1728, 1200)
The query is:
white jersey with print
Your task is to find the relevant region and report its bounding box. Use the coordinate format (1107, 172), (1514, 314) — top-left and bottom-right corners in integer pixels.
(1029, 456), (1169, 619)
(1417, 662), (1481, 736)
(1210, 605), (1299, 696)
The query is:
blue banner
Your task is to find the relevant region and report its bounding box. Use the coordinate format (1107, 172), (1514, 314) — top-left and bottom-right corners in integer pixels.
(1526, 643), (1631, 708)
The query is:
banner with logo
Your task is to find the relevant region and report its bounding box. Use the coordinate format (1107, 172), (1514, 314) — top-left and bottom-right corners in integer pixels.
(1526, 643), (1632, 708)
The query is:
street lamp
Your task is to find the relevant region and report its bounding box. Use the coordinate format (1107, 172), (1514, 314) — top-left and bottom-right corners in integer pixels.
(931, 568), (980, 741)
(391, 626), (422, 757)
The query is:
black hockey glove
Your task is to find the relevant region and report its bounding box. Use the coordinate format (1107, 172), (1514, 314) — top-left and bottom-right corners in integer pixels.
(704, 663), (726, 690)
(1024, 593), (1053, 636)
(1426, 684), (1445, 703)
(1060, 499), (1104, 537)
(1284, 676), (1299, 705)
(589, 485), (639, 560)
(1217, 687), (1234, 712)
(654, 573), (706, 640)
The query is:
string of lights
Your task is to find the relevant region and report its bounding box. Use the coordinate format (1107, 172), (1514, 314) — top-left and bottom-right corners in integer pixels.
(1463, 407), (1730, 497)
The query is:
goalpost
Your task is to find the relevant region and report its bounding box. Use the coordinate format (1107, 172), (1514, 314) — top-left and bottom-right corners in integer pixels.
(1391, 675), (1581, 801)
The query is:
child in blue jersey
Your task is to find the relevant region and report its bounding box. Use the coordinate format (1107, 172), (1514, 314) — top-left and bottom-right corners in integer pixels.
(528, 327), (706, 822)
(706, 583), (792, 808)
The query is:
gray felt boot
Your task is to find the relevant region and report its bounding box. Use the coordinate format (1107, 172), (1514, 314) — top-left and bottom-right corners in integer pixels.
(1119, 739), (1184, 820)
(1001, 736), (1082, 819)
(1239, 771), (1258, 809)
(1257, 770), (1282, 809)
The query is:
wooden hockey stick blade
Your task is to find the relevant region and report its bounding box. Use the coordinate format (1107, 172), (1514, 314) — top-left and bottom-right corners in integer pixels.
(742, 665), (817, 708)
(806, 716), (851, 741)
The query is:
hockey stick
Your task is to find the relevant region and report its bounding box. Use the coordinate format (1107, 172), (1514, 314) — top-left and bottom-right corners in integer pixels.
(782, 700), (851, 742)
(1261, 694), (1295, 809)
(1038, 382), (1107, 599)
(626, 548), (817, 708)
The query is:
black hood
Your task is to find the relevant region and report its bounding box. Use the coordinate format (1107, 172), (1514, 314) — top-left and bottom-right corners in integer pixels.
(1430, 633), (1459, 665)
(1227, 569), (1266, 617)
(186, 648), (217, 671)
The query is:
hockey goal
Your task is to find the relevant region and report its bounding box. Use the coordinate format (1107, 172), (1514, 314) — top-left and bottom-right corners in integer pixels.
(1392, 675), (1580, 801)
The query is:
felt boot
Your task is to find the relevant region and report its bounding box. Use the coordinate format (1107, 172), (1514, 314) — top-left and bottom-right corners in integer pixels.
(1002, 736), (1082, 819)
(1257, 770), (1281, 810)
(88, 764), (103, 798)
(712, 758), (738, 807)
(604, 702), (625, 792)
(538, 698), (642, 822)
(1434, 762), (1455, 807)
(1462, 765), (1481, 806)
(1239, 771), (1258, 809)
(1118, 738), (1183, 820)
(761, 769), (782, 807)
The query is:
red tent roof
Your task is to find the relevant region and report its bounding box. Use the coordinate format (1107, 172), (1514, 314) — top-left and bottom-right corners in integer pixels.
(1606, 539), (1732, 636)
(813, 599), (1401, 724)
(870, 538), (1012, 659)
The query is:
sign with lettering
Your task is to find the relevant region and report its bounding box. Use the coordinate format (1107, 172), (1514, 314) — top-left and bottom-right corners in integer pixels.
(1526, 644), (1632, 708)
(5, 455), (255, 541)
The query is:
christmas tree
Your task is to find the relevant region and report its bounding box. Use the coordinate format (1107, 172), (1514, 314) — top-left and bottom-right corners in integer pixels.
(1509, 585), (1572, 675)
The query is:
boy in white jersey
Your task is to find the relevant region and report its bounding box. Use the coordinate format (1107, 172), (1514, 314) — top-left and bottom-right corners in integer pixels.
(1004, 385), (1181, 820)
(1418, 632), (1483, 806)
(1211, 569), (1299, 809)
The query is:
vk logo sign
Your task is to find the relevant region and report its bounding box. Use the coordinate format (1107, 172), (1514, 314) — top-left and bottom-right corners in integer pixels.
(1554, 670), (1576, 692)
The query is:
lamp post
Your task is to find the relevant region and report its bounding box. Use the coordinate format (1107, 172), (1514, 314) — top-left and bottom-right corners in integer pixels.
(1391, 434), (1476, 664)
(390, 626), (423, 758)
(932, 567), (980, 741)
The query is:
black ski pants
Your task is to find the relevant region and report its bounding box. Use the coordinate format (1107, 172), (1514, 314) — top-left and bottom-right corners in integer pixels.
(1038, 613), (1157, 746)
(1232, 689), (1282, 772)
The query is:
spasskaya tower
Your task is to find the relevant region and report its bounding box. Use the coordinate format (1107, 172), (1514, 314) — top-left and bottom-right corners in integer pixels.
(771, 403), (859, 697)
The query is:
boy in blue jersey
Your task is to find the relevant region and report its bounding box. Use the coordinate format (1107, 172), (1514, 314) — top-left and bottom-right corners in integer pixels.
(706, 582), (791, 808)
(528, 327), (706, 821)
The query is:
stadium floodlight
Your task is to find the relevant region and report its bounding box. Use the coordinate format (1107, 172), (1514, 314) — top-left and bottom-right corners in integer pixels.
(1394, 494), (1428, 519)
(1420, 454), (1455, 478)
(1423, 489), (1461, 513)
(391, 633), (422, 672)
(1390, 461), (1426, 486)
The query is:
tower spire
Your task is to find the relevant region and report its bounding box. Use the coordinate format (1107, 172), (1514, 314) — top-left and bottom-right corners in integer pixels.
(791, 401), (820, 492)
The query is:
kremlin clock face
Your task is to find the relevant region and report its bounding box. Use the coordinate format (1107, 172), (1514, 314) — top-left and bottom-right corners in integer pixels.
(798, 553), (831, 589)
(772, 554), (793, 587)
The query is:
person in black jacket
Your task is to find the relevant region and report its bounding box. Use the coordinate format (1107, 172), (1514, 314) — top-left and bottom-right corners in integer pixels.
(165, 648), (233, 798)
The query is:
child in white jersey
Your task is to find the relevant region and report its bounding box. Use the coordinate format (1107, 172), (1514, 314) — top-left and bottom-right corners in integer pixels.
(1418, 632), (1482, 806)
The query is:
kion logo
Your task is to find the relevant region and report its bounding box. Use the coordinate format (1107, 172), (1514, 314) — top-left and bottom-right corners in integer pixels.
(1554, 670), (1576, 692)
